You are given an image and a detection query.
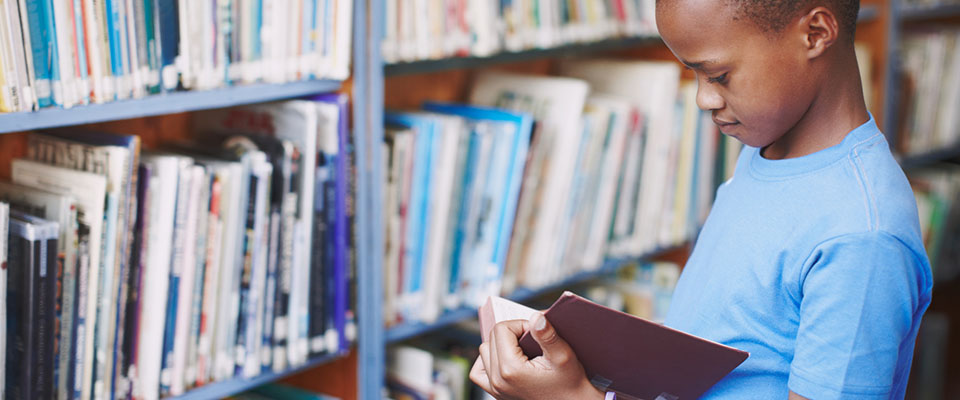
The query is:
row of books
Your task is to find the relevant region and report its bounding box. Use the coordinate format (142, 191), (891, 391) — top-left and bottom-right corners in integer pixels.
(900, 28), (960, 155)
(387, 344), (480, 400)
(382, 62), (740, 325)
(0, 95), (355, 400)
(381, 0), (658, 63)
(912, 166), (960, 283)
(581, 261), (681, 324)
(0, 0), (352, 113)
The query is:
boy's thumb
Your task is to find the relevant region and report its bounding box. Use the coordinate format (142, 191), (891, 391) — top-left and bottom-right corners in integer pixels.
(529, 312), (574, 363)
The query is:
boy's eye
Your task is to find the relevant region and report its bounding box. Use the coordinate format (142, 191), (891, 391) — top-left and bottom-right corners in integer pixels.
(707, 73), (729, 84)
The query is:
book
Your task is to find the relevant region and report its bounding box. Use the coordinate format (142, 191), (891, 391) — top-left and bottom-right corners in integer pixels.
(10, 158), (107, 400)
(6, 211), (59, 399)
(0, 181), (81, 399)
(479, 292), (749, 400)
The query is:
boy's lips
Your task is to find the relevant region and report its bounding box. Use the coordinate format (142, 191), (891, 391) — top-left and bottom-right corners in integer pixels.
(712, 115), (739, 127)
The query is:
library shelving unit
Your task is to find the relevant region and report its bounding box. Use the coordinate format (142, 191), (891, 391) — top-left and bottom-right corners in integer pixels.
(0, 1), (383, 400)
(884, 0), (960, 169)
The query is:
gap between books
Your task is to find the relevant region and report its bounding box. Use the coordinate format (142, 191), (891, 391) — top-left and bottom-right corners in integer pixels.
(385, 243), (688, 344)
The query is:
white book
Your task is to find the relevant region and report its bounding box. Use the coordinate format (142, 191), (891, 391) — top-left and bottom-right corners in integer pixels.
(81, 0), (109, 102)
(3, 0), (34, 111)
(388, 346), (435, 394)
(580, 96), (632, 270)
(170, 164), (204, 396)
(0, 1), (18, 111)
(51, 0), (79, 107)
(470, 71), (590, 290)
(213, 160), (246, 381)
(192, 162), (230, 385)
(560, 59), (681, 255)
(331, 0), (353, 79)
(418, 113), (466, 322)
(134, 155), (182, 400)
(11, 159), (107, 400)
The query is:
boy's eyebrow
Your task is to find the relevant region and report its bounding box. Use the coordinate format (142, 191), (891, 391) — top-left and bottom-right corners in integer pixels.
(680, 58), (722, 70)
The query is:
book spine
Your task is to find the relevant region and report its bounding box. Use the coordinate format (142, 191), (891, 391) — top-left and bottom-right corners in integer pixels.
(184, 170), (210, 388)
(52, 0), (78, 108)
(37, 234), (59, 399)
(196, 174), (222, 385)
(72, 0), (90, 104)
(7, 230), (36, 399)
(142, 0), (159, 93)
(23, 0), (55, 107)
(307, 165), (328, 356)
(233, 173), (259, 376)
(262, 208), (280, 372)
(72, 223), (91, 400)
(120, 165), (150, 399)
(155, 0), (178, 90)
(159, 164), (191, 397)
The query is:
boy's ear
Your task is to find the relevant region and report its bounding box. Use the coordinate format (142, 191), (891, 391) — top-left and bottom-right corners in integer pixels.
(798, 6), (840, 59)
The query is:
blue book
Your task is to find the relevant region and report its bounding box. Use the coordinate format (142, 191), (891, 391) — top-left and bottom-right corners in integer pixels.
(155, 0), (179, 90)
(421, 103), (533, 297)
(24, 0), (59, 107)
(384, 112), (440, 320)
(105, 0), (124, 96)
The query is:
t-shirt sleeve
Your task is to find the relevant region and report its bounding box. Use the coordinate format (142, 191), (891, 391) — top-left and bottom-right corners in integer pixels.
(788, 231), (930, 399)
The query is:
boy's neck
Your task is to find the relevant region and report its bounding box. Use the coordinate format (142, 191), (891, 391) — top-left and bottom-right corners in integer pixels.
(761, 50), (870, 161)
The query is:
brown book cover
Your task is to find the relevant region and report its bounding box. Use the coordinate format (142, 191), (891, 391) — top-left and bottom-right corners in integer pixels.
(481, 292), (748, 400)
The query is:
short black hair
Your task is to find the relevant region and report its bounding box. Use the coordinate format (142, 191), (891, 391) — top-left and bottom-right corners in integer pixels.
(730, 0), (859, 38)
(657, 0), (860, 40)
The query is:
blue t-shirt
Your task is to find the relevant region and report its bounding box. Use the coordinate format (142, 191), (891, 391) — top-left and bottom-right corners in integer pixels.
(664, 115), (933, 399)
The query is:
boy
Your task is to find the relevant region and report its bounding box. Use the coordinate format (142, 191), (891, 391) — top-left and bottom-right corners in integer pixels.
(470, 0), (933, 399)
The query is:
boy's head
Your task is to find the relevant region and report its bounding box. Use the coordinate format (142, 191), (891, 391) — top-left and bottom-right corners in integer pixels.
(656, 0), (862, 149)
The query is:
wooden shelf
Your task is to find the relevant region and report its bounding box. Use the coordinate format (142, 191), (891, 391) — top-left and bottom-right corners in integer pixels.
(169, 351), (348, 400)
(384, 36), (663, 76)
(0, 80), (342, 134)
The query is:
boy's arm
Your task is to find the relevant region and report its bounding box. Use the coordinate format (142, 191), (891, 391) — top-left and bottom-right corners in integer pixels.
(788, 231), (931, 399)
(788, 391), (810, 400)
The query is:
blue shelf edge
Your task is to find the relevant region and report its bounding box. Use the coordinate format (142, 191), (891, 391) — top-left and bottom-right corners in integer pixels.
(899, 145), (960, 170)
(168, 351), (349, 400)
(385, 244), (684, 344)
(384, 36), (663, 76)
(901, 3), (960, 21)
(858, 5), (880, 23)
(0, 79), (343, 134)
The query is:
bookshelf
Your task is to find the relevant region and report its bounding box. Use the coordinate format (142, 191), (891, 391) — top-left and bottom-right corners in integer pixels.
(0, 1), (955, 399)
(385, 245), (685, 344)
(0, 80), (343, 135)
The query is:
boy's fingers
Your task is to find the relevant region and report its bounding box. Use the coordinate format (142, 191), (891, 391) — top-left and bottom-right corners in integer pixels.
(529, 312), (575, 365)
(491, 320), (530, 373)
(470, 356), (494, 394)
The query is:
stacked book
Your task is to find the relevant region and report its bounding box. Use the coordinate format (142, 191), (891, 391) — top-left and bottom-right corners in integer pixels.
(900, 28), (960, 155)
(381, 0), (658, 63)
(0, 95), (355, 400)
(382, 61), (737, 325)
(0, 0), (352, 113)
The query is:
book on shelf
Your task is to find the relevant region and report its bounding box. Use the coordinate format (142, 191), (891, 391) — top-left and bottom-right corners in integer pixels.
(911, 166), (960, 282)
(0, 0), (352, 113)
(6, 211), (60, 399)
(387, 344), (475, 400)
(383, 64), (731, 326)
(0, 96), (354, 400)
(900, 27), (960, 155)
(381, 0), (659, 63)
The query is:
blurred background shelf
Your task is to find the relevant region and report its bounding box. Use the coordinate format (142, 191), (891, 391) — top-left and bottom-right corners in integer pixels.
(0, 80), (343, 135)
(900, 145), (960, 170)
(170, 352), (348, 400)
(384, 36), (663, 76)
(385, 244), (685, 344)
(901, 4), (960, 21)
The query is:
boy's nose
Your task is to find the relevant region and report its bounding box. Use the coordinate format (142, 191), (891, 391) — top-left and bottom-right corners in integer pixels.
(695, 82), (725, 111)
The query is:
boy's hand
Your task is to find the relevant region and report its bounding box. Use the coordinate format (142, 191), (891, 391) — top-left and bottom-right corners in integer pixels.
(470, 312), (605, 400)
